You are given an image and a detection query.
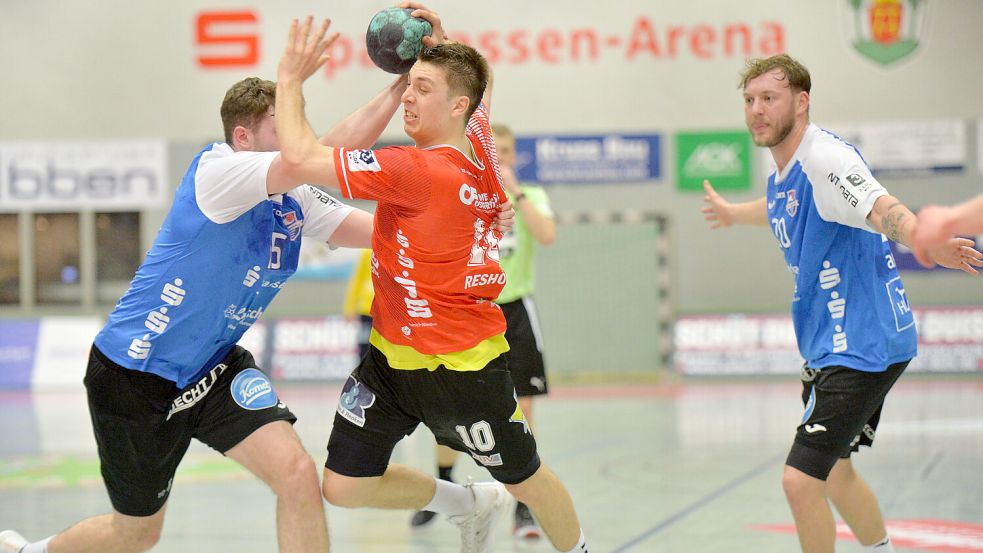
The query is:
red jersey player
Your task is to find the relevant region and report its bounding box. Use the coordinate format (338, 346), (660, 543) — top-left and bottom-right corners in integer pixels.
(273, 8), (589, 553)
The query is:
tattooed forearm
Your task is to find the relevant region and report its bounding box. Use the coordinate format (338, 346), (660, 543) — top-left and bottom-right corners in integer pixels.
(882, 202), (910, 244)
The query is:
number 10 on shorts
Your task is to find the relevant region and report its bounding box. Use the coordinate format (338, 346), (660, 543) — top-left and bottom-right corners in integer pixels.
(456, 421), (496, 452)
(455, 421), (504, 467)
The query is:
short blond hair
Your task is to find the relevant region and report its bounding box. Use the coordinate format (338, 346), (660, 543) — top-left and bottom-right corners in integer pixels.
(739, 54), (811, 93)
(491, 123), (513, 140)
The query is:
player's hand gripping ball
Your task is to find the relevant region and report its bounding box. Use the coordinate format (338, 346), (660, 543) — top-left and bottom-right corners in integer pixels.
(365, 7), (433, 74)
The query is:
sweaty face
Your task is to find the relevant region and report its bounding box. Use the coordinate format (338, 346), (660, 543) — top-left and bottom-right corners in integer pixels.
(743, 69), (797, 148)
(401, 61), (463, 147)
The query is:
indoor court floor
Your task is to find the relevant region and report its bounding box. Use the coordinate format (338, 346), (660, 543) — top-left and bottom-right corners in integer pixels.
(2, 375), (981, 553)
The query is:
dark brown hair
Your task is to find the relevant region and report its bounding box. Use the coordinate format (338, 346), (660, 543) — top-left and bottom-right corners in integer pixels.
(419, 42), (489, 121)
(220, 77), (276, 145)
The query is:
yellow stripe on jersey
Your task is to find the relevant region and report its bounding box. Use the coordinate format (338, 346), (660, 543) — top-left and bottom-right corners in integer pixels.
(369, 329), (509, 372)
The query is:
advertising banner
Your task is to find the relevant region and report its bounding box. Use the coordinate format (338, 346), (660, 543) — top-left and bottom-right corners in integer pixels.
(514, 134), (662, 184)
(676, 307), (983, 375)
(824, 119), (966, 176)
(0, 141), (168, 212)
(675, 130), (752, 191)
(0, 320), (41, 388)
(268, 317), (359, 381)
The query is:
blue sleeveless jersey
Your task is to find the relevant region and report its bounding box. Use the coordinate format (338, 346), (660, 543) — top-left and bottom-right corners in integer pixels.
(767, 125), (917, 372)
(94, 143), (350, 387)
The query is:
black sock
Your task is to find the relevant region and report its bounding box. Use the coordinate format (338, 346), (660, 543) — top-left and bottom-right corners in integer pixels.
(437, 465), (454, 482)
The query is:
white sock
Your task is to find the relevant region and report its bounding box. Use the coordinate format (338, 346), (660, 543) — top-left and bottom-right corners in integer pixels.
(863, 536), (895, 553)
(21, 537), (53, 553)
(560, 530), (588, 553)
(421, 478), (475, 516)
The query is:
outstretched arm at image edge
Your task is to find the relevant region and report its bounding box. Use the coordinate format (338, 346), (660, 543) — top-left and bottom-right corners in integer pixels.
(869, 195), (982, 275)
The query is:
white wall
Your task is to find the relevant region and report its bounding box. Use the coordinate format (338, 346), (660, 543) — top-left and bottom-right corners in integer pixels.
(3, 1), (981, 141)
(3, 1), (981, 318)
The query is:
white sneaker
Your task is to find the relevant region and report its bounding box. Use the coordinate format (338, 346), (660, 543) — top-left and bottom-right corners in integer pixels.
(448, 481), (511, 553)
(0, 530), (27, 553)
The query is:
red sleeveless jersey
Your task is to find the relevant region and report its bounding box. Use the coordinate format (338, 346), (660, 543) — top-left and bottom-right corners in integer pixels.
(333, 106), (508, 354)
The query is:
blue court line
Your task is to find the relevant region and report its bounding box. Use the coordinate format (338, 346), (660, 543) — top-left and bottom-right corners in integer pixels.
(609, 453), (785, 553)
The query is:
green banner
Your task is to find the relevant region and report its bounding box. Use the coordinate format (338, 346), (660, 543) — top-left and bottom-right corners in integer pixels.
(675, 131), (752, 191)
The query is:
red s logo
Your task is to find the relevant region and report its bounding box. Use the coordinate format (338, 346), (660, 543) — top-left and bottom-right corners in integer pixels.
(196, 11), (259, 67)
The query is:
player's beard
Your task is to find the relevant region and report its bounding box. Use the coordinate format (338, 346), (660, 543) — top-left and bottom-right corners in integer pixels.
(751, 111), (795, 148)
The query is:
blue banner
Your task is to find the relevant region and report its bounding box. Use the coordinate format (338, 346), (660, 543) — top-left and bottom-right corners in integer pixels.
(514, 134), (661, 185)
(0, 320), (40, 388)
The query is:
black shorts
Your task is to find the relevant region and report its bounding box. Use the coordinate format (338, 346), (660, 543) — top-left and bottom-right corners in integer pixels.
(500, 297), (548, 397)
(84, 345), (296, 517)
(325, 345), (541, 485)
(787, 361), (907, 479)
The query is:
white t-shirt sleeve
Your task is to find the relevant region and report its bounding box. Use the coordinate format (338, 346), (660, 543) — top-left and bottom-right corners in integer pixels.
(194, 145), (277, 224)
(806, 139), (888, 232)
(291, 185), (356, 245)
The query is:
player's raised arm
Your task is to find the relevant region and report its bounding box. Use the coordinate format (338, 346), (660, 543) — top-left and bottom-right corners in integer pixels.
(269, 17), (343, 195)
(701, 180), (768, 228)
(320, 75), (408, 149)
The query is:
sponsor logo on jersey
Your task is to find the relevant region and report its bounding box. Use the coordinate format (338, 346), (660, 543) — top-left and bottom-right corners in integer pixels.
(805, 423), (827, 434)
(167, 363), (229, 419)
(836, 181), (862, 207)
(464, 272), (507, 289)
(785, 189), (800, 217)
(243, 266), (261, 287)
(128, 334), (152, 360)
(144, 308), (171, 334)
(161, 279), (186, 306)
(885, 275), (915, 331)
(467, 218), (502, 267)
(337, 375), (376, 427)
(223, 304), (265, 327)
(458, 183), (500, 211)
(346, 149), (381, 172)
(846, 173), (866, 187)
(845, 172), (873, 193)
(819, 261), (842, 289)
(833, 324), (848, 353)
(307, 186), (341, 207)
(231, 368), (278, 410)
(280, 209), (303, 240)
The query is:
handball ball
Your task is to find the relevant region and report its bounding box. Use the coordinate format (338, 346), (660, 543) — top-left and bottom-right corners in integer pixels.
(365, 7), (433, 74)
